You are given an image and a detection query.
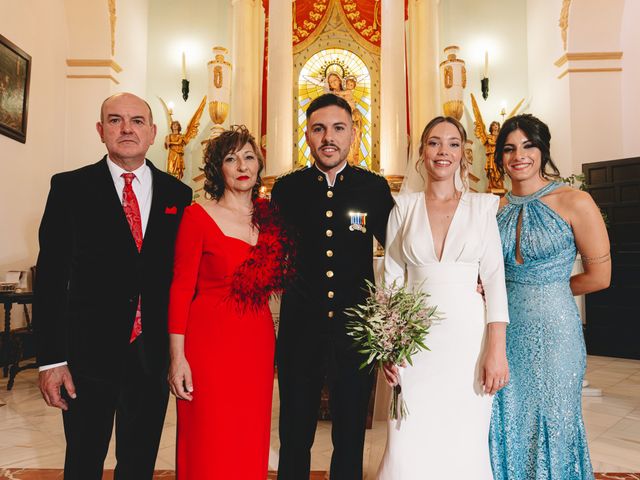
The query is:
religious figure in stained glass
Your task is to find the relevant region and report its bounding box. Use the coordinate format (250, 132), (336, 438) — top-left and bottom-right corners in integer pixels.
(298, 49), (372, 169)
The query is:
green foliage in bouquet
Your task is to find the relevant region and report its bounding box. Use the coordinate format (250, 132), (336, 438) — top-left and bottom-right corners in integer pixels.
(345, 280), (441, 419)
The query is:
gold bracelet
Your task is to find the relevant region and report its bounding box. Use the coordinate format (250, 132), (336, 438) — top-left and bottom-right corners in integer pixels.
(581, 252), (611, 264)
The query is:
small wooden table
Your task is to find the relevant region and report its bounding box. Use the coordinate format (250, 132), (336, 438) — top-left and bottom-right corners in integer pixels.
(0, 291), (35, 390)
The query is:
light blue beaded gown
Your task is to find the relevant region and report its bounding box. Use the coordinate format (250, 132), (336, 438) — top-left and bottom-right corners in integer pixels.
(489, 182), (594, 480)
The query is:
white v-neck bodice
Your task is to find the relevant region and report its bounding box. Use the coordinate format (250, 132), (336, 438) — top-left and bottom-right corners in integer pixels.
(387, 191), (498, 265)
(384, 190), (508, 323)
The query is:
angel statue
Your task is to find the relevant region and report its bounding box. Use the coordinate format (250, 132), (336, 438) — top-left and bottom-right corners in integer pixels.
(470, 93), (502, 191)
(470, 93), (525, 193)
(158, 96), (207, 180)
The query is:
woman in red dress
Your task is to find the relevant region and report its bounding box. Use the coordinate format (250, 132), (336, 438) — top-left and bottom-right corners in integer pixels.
(167, 125), (293, 479)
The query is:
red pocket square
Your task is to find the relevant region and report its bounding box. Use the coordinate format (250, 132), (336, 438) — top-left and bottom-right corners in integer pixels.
(165, 206), (177, 215)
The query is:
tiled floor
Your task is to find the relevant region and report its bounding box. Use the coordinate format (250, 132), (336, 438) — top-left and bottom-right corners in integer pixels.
(0, 355), (639, 478)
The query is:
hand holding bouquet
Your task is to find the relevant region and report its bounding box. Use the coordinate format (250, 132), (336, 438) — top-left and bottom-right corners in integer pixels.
(345, 280), (441, 419)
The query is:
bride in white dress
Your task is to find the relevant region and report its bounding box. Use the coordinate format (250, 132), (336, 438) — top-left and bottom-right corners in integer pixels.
(377, 117), (510, 479)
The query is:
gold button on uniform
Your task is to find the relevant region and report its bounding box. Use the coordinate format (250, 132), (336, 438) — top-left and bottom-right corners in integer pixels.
(326, 229), (333, 237)
(328, 311), (334, 318)
(326, 270), (334, 278)
(327, 190), (333, 198)
(326, 250), (333, 257)
(326, 210), (333, 218)
(317, 175), (323, 182)
(327, 291), (334, 299)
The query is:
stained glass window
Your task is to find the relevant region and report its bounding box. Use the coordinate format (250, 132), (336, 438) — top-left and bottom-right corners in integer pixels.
(297, 48), (372, 169)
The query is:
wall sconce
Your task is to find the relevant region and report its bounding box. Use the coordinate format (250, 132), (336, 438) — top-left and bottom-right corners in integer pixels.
(181, 52), (189, 101)
(206, 46), (231, 138)
(481, 50), (489, 100)
(440, 45), (466, 120)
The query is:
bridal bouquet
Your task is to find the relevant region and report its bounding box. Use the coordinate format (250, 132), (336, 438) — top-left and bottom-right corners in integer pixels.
(345, 280), (441, 420)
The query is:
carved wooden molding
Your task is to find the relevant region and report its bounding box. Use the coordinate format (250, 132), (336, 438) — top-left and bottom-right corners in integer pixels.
(557, 67), (622, 80)
(559, 0), (571, 51)
(66, 59), (123, 72)
(108, 0), (117, 56)
(66, 74), (120, 85)
(554, 51), (623, 68)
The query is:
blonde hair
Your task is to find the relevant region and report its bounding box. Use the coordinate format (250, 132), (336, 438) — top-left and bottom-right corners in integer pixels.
(416, 116), (469, 190)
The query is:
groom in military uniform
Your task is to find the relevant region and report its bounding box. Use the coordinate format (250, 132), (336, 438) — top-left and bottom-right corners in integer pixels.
(272, 94), (394, 479)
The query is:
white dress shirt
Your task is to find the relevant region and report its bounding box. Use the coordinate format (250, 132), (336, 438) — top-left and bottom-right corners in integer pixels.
(39, 158), (154, 371)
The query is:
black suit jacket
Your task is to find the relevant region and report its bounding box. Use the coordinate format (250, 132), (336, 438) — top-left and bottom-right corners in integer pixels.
(271, 165), (394, 365)
(34, 157), (192, 382)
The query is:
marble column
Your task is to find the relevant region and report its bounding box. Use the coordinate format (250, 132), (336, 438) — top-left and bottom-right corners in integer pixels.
(407, 0), (440, 159)
(379, 0), (408, 176)
(231, 0), (260, 135)
(265, 0), (294, 176)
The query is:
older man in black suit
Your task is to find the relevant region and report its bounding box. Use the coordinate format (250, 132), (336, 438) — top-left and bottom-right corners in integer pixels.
(34, 93), (192, 479)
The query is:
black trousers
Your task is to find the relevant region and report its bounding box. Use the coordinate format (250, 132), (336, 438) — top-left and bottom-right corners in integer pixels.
(61, 337), (169, 480)
(277, 336), (374, 480)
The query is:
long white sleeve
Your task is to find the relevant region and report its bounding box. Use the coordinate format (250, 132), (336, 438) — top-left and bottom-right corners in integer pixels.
(383, 200), (405, 288)
(479, 195), (510, 324)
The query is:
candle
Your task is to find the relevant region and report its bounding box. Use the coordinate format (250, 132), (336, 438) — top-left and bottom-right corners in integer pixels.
(484, 51), (488, 79)
(168, 101), (175, 115)
(181, 52), (187, 79)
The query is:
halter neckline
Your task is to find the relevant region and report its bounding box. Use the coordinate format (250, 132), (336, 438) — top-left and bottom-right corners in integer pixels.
(506, 181), (562, 205)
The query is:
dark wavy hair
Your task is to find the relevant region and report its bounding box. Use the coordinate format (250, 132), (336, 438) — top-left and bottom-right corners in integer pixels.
(495, 113), (560, 180)
(202, 125), (264, 200)
(416, 116), (469, 189)
(306, 93), (352, 120)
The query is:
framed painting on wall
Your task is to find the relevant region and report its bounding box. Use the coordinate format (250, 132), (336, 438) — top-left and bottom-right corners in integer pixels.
(0, 34), (31, 144)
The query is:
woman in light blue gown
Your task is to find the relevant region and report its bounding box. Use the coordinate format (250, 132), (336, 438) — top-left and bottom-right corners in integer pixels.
(488, 114), (611, 479)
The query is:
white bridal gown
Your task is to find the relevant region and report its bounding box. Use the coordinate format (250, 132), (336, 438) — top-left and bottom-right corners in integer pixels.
(376, 191), (509, 480)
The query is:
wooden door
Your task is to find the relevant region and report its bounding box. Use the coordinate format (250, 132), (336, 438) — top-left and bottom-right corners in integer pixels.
(583, 157), (640, 359)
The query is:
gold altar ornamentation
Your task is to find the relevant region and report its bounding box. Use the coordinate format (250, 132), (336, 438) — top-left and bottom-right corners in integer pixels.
(213, 66), (223, 89)
(440, 46), (466, 120)
(208, 101), (229, 126)
(444, 101), (464, 121)
(159, 96), (207, 180)
(108, 0), (116, 56)
(559, 0), (572, 51)
(373, 0), (380, 30)
(444, 66), (453, 89)
(206, 46), (231, 139)
(292, 0), (329, 51)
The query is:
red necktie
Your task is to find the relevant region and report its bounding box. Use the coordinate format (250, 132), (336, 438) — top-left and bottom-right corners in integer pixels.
(122, 173), (143, 342)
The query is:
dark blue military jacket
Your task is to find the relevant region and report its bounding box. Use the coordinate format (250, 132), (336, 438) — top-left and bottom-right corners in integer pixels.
(271, 164), (395, 360)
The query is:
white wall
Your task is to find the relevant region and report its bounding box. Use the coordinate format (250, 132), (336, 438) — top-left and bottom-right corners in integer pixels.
(0, 0), (69, 326)
(566, 0), (624, 172)
(146, 0), (232, 187)
(525, 0), (572, 176)
(621, 0), (640, 158)
(116, 0), (150, 95)
(63, 0), (121, 171)
(439, 0), (529, 190)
